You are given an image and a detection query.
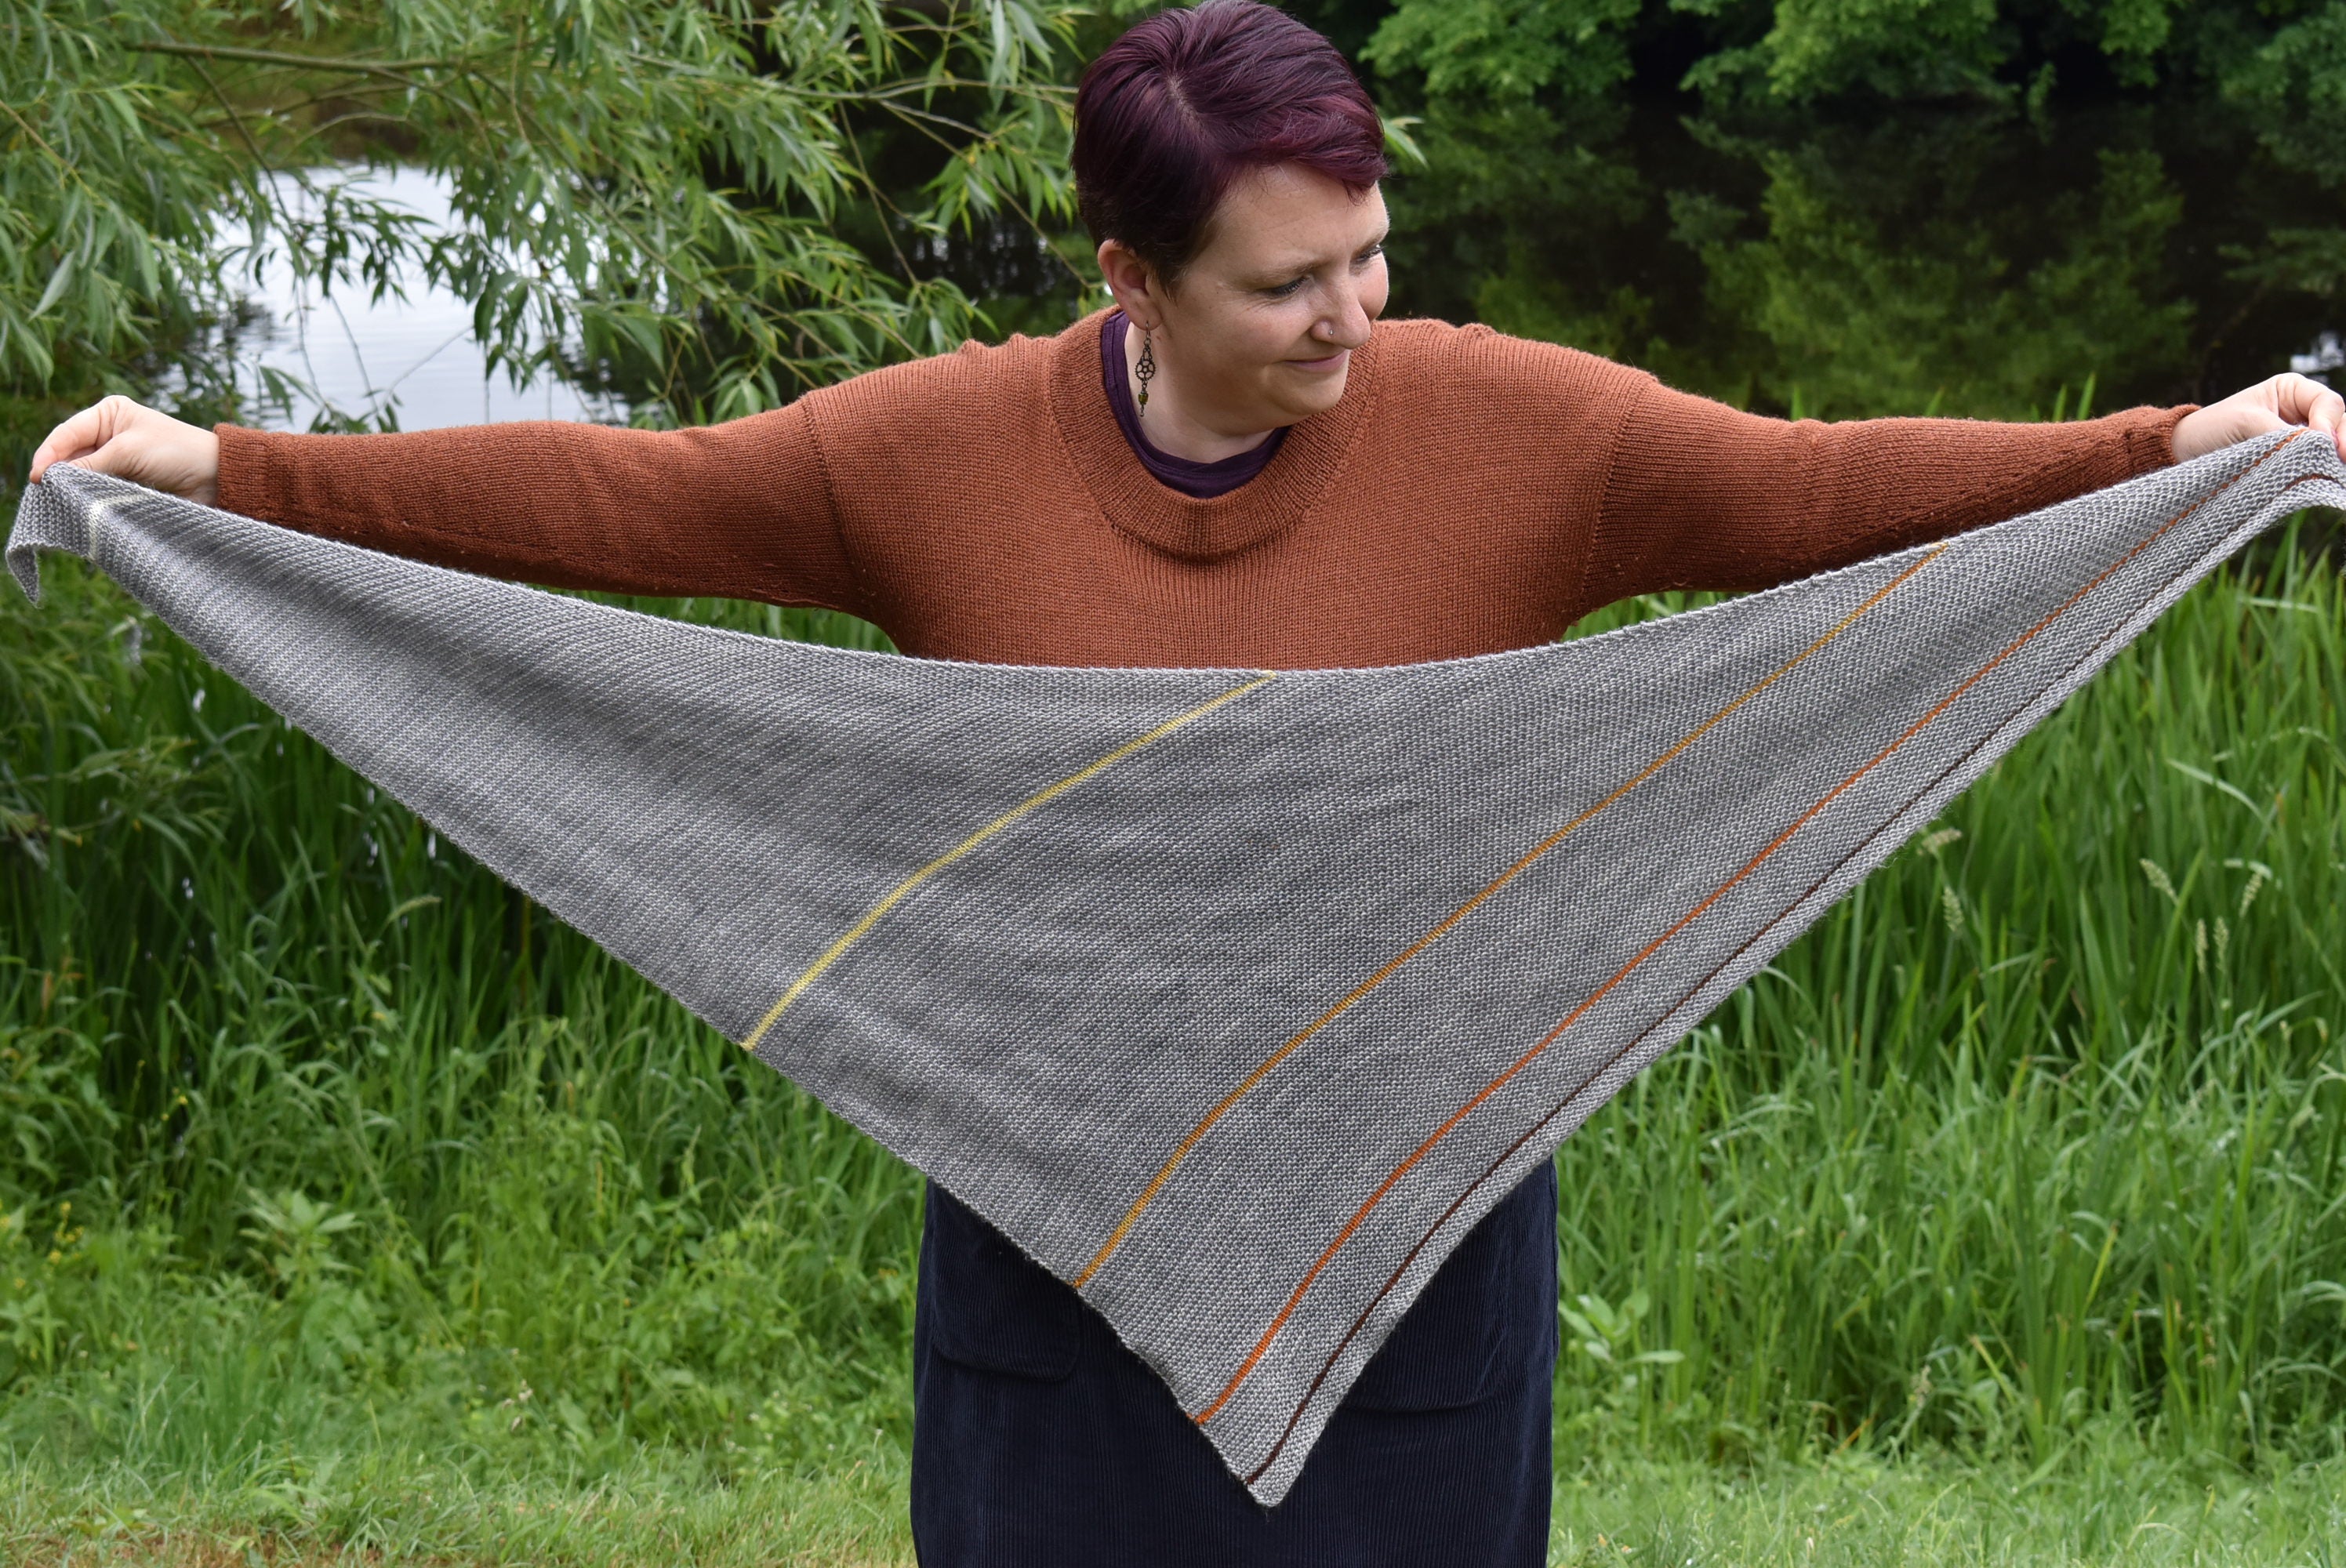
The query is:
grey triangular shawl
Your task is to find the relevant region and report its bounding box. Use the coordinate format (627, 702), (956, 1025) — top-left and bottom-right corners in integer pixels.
(11, 430), (2344, 1501)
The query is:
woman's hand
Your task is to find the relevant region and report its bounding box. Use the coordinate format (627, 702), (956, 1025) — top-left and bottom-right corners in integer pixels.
(28, 396), (221, 505)
(2172, 373), (2345, 463)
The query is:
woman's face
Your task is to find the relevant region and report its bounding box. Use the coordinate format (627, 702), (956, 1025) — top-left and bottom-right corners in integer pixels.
(1101, 163), (1390, 435)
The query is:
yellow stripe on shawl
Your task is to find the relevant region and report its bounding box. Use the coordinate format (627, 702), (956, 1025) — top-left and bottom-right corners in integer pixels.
(739, 671), (1277, 1053)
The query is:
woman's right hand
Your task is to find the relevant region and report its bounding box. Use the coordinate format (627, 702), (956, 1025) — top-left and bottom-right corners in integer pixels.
(29, 396), (221, 505)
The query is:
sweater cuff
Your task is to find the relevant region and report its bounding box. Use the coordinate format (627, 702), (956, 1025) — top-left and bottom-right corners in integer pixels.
(2120, 404), (2198, 477)
(212, 423), (298, 524)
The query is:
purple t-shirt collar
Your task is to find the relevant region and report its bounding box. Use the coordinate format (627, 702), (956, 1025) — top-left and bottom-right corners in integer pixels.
(1099, 310), (1287, 500)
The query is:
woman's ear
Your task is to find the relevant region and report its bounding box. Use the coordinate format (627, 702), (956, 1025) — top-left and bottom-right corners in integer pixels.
(1096, 239), (1164, 332)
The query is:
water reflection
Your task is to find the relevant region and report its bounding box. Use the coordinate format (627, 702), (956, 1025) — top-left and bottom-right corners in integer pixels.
(220, 166), (623, 433)
(1378, 100), (2342, 419)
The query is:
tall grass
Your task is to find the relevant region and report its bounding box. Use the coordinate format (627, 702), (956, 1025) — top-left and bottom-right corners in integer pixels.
(0, 515), (2341, 1504)
(0, 581), (919, 1483)
(1552, 524), (2346, 1468)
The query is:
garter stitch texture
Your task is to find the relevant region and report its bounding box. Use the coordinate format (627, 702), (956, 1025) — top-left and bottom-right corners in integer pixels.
(13, 425), (2341, 1501)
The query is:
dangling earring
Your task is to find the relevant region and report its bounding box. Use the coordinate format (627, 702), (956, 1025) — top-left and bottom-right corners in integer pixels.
(1135, 328), (1157, 420)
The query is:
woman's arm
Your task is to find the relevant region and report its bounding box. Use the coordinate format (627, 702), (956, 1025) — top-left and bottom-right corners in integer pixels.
(27, 396), (865, 614)
(1578, 373), (2344, 612)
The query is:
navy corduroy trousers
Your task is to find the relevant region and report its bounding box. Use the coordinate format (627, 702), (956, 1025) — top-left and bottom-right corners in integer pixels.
(909, 1160), (1558, 1566)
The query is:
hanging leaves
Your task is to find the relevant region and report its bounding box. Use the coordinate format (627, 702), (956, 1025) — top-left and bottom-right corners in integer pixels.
(0, 0), (1081, 425)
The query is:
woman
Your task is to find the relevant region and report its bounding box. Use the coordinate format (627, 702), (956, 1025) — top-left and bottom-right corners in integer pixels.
(30, 2), (2344, 1562)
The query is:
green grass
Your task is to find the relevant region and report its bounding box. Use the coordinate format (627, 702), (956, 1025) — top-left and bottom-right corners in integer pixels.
(5, 1443), (2346, 1564)
(1, 506), (2343, 1561)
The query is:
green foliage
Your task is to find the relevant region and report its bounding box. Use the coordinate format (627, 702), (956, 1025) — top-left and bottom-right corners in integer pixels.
(0, 0), (1080, 426)
(1679, 139), (2195, 419)
(0, 2), (252, 397)
(1361, 0), (1643, 102)
(1381, 98), (2256, 421)
(1550, 528), (2346, 1468)
(1667, 0), (2215, 101)
(1355, 0), (2344, 413)
(2223, 1), (2346, 179)
(1681, 0), (2011, 103)
(1356, 0), (2346, 111)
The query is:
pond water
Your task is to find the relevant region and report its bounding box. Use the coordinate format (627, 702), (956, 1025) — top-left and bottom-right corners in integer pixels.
(221, 100), (2343, 433)
(220, 165), (621, 433)
(1373, 97), (2346, 422)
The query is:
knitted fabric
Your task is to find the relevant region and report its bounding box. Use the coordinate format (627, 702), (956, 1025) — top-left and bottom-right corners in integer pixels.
(12, 429), (2341, 1502)
(208, 314), (2189, 671)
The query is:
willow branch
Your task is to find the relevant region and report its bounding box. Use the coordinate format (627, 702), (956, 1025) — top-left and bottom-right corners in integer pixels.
(130, 42), (467, 79)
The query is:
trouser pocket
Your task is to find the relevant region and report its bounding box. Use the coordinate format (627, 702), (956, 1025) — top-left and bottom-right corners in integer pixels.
(918, 1180), (1084, 1382)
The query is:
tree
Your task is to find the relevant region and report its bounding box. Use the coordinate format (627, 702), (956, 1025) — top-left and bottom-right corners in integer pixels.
(0, 0), (1081, 435)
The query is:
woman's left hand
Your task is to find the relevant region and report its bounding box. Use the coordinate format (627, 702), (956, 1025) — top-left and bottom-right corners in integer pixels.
(2171, 372), (2345, 463)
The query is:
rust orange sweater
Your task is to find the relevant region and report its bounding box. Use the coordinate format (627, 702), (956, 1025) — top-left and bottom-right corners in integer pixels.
(215, 311), (2189, 670)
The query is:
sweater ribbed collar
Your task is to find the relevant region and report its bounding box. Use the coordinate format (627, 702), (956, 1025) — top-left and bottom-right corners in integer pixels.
(1047, 307), (1383, 562)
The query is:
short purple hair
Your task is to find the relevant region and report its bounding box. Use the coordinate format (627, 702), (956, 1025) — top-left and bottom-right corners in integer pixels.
(1074, 2), (1387, 284)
